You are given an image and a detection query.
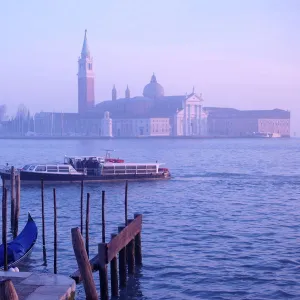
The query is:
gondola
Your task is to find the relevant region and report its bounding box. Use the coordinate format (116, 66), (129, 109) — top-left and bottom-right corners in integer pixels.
(0, 213), (38, 270)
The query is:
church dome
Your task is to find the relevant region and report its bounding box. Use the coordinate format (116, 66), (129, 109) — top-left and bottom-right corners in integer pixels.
(143, 74), (164, 99)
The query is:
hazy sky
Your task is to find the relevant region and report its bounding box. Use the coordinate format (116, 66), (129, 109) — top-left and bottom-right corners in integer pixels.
(1, 0), (299, 131)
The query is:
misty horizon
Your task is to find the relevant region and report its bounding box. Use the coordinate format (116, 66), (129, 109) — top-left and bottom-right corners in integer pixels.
(0, 0), (299, 132)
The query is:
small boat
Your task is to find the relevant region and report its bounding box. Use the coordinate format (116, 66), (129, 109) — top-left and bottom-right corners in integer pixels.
(0, 213), (38, 270)
(0, 150), (171, 184)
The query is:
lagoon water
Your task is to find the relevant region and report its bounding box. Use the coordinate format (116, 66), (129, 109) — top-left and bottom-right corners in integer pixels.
(1, 138), (300, 299)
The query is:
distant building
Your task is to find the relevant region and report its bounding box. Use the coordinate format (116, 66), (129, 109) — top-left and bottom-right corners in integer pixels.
(206, 107), (290, 137)
(2, 31), (290, 138)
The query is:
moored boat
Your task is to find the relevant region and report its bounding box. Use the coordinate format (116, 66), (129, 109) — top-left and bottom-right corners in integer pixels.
(0, 213), (38, 270)
(0, 151), (171, 184)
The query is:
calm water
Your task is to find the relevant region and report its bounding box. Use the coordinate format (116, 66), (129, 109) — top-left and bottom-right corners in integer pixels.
(1, 138), (300, 300)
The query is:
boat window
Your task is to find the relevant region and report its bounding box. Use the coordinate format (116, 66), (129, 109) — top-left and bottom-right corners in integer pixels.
(22, 165), (31, 170)
(47, 166), (58, 172)
(35, 165), (46, 172)
(59, 166), (69, 173)
(137, 165), (146, 169)
(29, 165), (36, 171)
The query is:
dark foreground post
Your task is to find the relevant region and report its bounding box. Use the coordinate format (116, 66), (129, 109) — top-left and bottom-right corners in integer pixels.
(71, 227), (98, 300)
(110, 233), (119, 297)
(10, 166), (15, 231)
(85, 193), (90, 258)
(80, 180), (83, 235)
(41, 179), (47, 265)
(102, 190), (105, 243)
(13, 174), (20, 238)
(134, 213), (142, 265)
(0, 279), (19, 300)
(127, 219), (135, 274)
(2, 188), (8, 271)
(98, 243), (108, 300)
(53, 188), (57, 274)
(125, 180), (128, 226)
(118, 226), (127, 287)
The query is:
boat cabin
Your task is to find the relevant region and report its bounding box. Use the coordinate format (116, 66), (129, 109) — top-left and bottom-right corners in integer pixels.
(101, 163), (160, 175)
(22, 164), (80, 174)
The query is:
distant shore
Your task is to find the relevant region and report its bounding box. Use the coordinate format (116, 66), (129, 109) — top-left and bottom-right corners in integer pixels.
(0, 135), (291, 140)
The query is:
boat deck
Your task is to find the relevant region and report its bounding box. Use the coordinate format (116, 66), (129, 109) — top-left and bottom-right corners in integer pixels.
(0, 271), (76, 299)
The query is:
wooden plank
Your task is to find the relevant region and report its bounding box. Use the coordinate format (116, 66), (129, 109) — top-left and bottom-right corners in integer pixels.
(70, 254), (99, 283)
(107, 214), (142, 263)
(71, 227), (98, 300)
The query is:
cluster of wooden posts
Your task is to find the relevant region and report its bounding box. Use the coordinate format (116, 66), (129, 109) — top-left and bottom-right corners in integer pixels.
(1, 171), (143, 300)
(70, 181), (143, 300)
(1, 167), (21, 271)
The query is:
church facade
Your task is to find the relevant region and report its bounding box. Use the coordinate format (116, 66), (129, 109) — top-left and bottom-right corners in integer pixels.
(25, 31), (290, 138)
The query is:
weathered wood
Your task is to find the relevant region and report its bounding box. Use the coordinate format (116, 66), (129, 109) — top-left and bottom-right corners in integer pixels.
(53, 188), (57, 274)
(41, 179), (47, 265)
(134, 213), (142, 265)
(118, 226), (127, 288)
(13, 174), (20, 238)
(98, 243), (108, 300)
(71, 227), (98, 300)
(10, 166), (15, 231)
(127, 219), (135, 274)
(80, 180), (83, 235)
(107, 214), (142, 263)
(125, 181), (128, 226)
(2, 188), (8, 271)
(110, 233), (119, 297)
(0, 279), (19, 300)
(85, 193), (90, 258)
(101, 190), (105, 243)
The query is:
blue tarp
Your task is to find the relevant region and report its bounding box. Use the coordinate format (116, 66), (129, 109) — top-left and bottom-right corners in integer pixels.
(0, 214), (38, 268)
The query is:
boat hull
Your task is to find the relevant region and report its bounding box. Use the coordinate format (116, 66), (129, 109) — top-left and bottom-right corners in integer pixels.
(0, 170), (171, 184)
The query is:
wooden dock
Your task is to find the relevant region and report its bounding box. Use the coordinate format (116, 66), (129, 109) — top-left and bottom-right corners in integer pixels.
(0, 271), (75, 300)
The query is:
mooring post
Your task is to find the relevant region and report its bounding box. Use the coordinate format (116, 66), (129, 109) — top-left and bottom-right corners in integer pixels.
(102, 190), (105, 243)
(41, 179), (47, 265)
(80, 180), (83, 235)
(118, 226), (127, 287)
(0, 279), (19, 300)
(85, 192), (90, 258)
(13, 174), (20, 238)
(98, 243), (109, 300)
(110, 233), (119, 297)
(134, 213), (142, 265)
(127, 219), (135, 274)
(10, 166), (15, 231)
(71, 227), (98, 300)
(53, 188), (57, 274)
(125, 180), (128, 226)
(2, 188), (8, 271)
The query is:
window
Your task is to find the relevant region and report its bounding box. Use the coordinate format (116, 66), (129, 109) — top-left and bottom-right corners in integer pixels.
(59, 166), (69, 173)
(36, 165), (46, 172)
(47, 166), (58, 172)
(29, 165), (36, 171)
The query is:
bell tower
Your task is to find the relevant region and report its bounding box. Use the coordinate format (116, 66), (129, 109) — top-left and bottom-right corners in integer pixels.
(78, 30), (95, 114)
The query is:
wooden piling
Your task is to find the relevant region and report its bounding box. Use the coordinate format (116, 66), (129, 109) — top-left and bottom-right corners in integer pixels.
(0, 279), (19, 300)
(10, 166), (15, 231)
(118, 226), (127, 287)
(53, 188), (57, 274)
(41, 179), (47, 265)
(110, 233), (119, 297)
(134, 213), (142, 265)
(2, 188), (8, 271)
(71, 227), (98, 300)
(127, 219), (135, 274)
(125, 180), (128, 226)
(98, 243), (108, 300)
(13, 174), (20, 238)
(85, 193), (90, 258)
(80, 180), (83, 235)
(102, 190), (105, 243)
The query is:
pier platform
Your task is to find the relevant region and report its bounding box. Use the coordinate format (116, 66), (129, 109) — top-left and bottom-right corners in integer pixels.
(0, 271), (76, 300)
